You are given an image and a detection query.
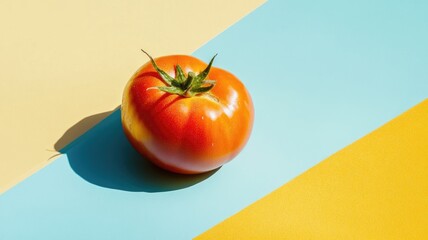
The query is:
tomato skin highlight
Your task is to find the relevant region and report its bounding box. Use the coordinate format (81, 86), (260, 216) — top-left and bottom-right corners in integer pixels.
(121, 54), (254, 174)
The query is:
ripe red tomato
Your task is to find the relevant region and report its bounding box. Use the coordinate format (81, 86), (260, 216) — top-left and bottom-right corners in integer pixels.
(121, 50), (254, 174)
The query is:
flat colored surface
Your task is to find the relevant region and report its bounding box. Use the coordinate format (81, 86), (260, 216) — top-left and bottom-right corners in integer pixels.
(0, 0), (265, 193)
(1, 0), (427, 239)
(197, 99), (428, 239)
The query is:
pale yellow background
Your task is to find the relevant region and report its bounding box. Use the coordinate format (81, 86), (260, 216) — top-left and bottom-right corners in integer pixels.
(0, 0), (265, 193)
(196, 99), (428, 239)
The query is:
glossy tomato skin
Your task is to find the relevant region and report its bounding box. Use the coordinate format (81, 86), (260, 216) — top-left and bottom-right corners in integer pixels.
(122, 55), (254, 174)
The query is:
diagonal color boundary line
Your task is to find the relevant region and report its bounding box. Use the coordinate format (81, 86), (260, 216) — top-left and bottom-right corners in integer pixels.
(0, 0), (266, 195)
(196, 99), (428, 239)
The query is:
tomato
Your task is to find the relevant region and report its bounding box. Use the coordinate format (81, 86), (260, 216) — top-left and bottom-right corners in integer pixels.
(121, 50), (254, 174)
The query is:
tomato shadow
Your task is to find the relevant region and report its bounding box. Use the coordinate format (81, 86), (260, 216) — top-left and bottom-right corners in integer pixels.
(55, 108), (218, 192)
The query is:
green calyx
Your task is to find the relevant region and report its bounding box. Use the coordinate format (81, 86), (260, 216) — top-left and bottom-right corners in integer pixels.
(141, 49), (218, 101)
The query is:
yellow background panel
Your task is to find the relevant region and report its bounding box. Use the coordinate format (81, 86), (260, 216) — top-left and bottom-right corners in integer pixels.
(197, 99), (428, 239)
(0, 0), (265, 194)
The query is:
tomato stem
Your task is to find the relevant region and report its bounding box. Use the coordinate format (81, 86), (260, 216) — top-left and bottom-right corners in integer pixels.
(141, 49), (218, 101)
